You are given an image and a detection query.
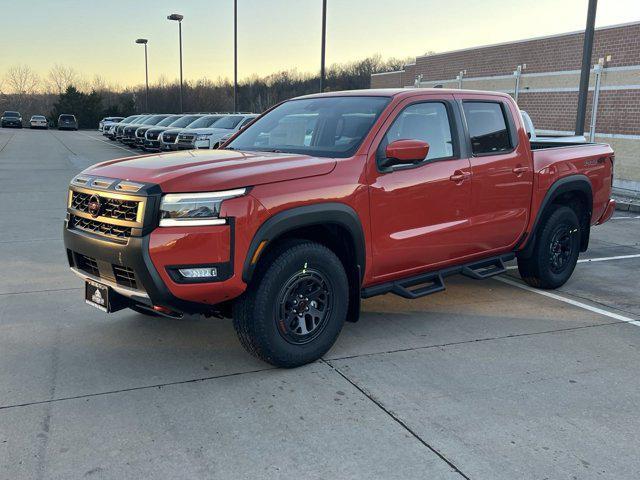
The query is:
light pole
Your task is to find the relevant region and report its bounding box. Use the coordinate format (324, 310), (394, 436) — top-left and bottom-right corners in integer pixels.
(167, 13), (184, 112)
(234, 0), (238, 113)
(320, 0), (327, 92)
(576, 0), (597, 135)
(135, 39), (149, 112)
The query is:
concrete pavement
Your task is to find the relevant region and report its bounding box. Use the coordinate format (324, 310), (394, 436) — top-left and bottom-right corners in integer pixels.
(1, 128), (639, 479)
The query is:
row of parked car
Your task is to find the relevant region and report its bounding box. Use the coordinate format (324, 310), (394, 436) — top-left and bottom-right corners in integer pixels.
(1, 111), (79, 130)
(100, 112), (258, 151)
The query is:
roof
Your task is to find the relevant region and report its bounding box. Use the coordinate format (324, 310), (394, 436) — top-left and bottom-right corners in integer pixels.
(294, 88), (514, 100)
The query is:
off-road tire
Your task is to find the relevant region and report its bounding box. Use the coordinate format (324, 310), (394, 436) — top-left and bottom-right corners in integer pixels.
(233, 241), (348, 367)
(517, 206), (580, 289)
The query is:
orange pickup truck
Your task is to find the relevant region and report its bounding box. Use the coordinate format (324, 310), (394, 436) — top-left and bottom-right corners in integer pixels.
(63, 88), (616, 366)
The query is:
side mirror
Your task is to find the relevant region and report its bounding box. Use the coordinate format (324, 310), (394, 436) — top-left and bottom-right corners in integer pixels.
(381, 139), (430, 171)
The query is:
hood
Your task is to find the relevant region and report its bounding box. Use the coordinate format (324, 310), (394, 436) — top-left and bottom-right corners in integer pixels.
(147, 126), (169, 134)
(83, 149), (337, 192)
(183, 127), (229, 136)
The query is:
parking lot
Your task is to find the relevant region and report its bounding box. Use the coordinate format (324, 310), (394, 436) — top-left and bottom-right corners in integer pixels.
(1, 127), (639, 479)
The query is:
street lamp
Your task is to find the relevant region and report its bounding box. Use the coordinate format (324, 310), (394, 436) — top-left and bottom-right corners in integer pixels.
(135, 39), (149, 112)
(167, 13), (184, 113)
(233, 0), (238, 113)
(320, 0), (327, 92)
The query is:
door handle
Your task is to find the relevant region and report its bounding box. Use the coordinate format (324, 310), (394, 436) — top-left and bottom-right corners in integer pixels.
(449, 171), (471, 183)
(512, 166), (528, 175)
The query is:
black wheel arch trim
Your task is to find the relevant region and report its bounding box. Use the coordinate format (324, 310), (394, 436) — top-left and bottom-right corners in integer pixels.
(519, 174), (593, 256)
(242, 203), (366, 284)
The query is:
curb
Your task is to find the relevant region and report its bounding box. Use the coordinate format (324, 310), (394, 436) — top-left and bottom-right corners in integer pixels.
(615, 201), (640, 213)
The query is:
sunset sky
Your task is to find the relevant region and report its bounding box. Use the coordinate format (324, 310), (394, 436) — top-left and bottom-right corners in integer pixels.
(2, 0), (640, 89)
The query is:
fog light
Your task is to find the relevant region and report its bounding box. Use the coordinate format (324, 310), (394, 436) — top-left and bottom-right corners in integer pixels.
(178, 267), (218, 279)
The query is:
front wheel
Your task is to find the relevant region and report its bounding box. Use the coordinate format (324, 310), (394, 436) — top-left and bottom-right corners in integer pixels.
(233, 241), (348, 367)
(517, 206), (581, 289)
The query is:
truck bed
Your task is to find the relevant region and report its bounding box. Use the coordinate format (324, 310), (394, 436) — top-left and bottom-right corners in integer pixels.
(529, 140), (593, 150)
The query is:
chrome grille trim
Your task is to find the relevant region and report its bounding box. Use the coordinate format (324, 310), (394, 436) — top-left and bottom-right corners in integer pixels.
(71, 191), (140, 222)
(67, 183), (148, 242)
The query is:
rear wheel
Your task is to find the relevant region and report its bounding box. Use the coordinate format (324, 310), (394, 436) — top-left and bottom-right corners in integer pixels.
(517, 206), (580, 289)
(233, 241), (348, 367)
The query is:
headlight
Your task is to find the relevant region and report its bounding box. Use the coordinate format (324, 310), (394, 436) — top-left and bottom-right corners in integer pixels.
(159, 188), (247, 227)
(195, 134), (212, 141)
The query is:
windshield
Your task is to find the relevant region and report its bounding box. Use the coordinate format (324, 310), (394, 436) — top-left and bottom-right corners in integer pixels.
(60, 115), (75, 121)
(32, 116), (45, 120)
(186, 115), (224, 129)
(212, 116), (244, 130)
(4, 111), (20, 117)
(141, 115), (168, 125)
(169, 115), (201, 128)
(122, 115), (139, 123)
(156, 115), (182, 127)
(227, 96), (390, 158)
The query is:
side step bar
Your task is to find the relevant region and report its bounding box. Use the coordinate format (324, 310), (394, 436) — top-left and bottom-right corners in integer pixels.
(361, 253), (514, 300)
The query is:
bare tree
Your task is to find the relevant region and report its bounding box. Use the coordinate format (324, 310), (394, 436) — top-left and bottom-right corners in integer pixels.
(5, 64), (40, 95)
(47, 64), (80, 94)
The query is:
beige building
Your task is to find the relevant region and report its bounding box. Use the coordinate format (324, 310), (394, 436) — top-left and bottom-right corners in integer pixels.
(371, 22), (640, 193)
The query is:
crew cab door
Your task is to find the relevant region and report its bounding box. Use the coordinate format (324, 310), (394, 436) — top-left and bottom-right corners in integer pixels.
(455, 95), (533, 252)
(366, 95), (474, 281)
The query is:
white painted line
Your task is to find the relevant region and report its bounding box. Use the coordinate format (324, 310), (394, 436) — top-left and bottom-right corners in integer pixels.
(77, 132), (141, 156)
(506, 253), (640, 270)
(495, 276), (640, 326)
(611, 216), (640, 220)
(577, 254), (640, 263)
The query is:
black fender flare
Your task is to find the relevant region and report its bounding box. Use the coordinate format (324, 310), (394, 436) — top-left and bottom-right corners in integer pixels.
(520, 174), (593, 256)
(242, 203), (366, 284)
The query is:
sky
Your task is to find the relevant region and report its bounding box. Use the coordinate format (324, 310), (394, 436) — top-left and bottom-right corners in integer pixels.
(2, 0), (640, 89)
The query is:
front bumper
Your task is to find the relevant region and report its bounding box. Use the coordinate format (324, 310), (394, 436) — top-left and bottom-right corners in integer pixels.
(160, 141), (178, 151)
(62, 178), (253, 313)
(193, 139), (211, 149)
(143, 139), (161, 151)
(176, 142), (195, 150)
(64, 221), (242, 313)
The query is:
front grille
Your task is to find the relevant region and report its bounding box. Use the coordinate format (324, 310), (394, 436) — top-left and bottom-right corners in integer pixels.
(113, 265), (137, 289)
(71, 191), (139, 221)
(71, 216), (132, 240)
(76, 254), (100, 277)
(178, 134), (195, 144)
(163, 133), (177, 142)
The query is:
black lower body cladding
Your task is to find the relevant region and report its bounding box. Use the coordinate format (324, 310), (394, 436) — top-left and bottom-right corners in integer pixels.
(63, 224), (207, 314)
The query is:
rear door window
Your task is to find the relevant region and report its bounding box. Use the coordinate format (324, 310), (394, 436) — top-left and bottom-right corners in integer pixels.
(463, 102), (512, 155)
